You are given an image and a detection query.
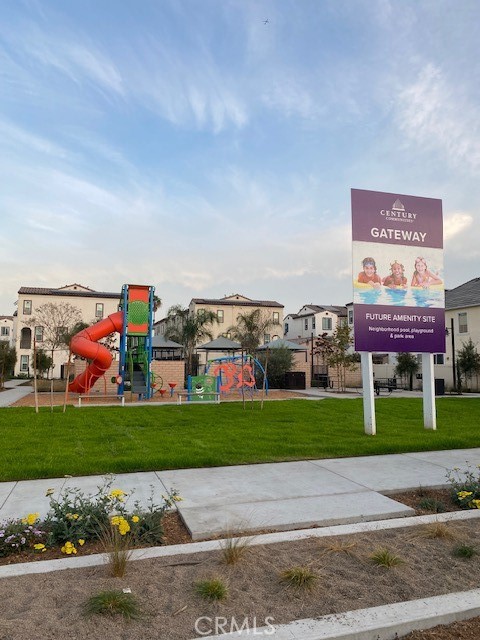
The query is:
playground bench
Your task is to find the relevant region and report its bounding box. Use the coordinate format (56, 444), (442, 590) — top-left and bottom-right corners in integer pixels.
(78, 394), (125, 407)
(373, 378), (397, 396)
(176, 391), (221, 405)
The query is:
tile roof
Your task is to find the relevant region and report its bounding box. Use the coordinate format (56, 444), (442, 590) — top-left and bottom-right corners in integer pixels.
(191, 297), (283, 308)
(18, 286), (120, 300)
(304, 304), (348, 316)
(445, 277), (480, 310)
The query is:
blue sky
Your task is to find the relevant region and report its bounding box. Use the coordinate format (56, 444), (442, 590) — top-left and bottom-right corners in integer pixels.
(1, 0), (479, 318)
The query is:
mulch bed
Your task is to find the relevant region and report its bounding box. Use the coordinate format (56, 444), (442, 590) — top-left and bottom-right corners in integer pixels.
(0, 488), (463, 566)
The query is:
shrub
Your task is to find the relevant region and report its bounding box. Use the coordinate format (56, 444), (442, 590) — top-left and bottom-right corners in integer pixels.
(453, 544), (478, 559)
(321, 539), (357, 555)
(370, 548), (404, 568)
(43, 478), (179, 548)
(220, 535), (252, 565)
(0, 478), (180, 560)
(415, 522), (456, 540)
(0, 513), (48, 557)
(279, 566), (318, 591)
(83, 590), (141, 619)
(195, 577), (228, 601)
(100, 515), (135, 577)
(43, 478), (117, 546)
(418, 498), (447, 513)
(447, 464), (480, 509)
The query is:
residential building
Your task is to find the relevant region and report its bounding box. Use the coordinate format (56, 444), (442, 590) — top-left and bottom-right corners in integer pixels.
(283, 304), (347, 341)
(155, 294), (284, 342)
(436, 277), (480, 390)
(0, 315), (14, 348)
(15, 284), (121, 378)
(154, 294), (284, 372)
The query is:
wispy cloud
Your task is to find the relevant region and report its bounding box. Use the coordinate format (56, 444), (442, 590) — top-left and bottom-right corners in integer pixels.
(395, 63), (480, 173)
(444, 212), (473, 241)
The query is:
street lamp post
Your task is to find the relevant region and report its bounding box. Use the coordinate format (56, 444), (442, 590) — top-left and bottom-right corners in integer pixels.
(448, 318), (456, 391)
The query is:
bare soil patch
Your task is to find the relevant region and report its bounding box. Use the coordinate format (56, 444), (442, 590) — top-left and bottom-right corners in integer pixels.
(10, 388), (303, 408)
(1, 517), (479, 640)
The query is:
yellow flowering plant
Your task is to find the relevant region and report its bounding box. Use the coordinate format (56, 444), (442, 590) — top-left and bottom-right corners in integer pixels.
(42, 476), (180, 551)
(0, 515), (48, 558)
(447, 464), (480, 509)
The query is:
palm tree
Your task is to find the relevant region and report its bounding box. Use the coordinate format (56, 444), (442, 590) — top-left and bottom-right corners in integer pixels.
(228, 309), (281, 355)
(164, 305), (218, 378)
(153, 295), (162, 313)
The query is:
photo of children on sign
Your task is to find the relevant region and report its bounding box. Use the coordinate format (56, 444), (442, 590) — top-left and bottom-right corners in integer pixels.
(352, 242), (444, 308)
(351, 189), (445, 354)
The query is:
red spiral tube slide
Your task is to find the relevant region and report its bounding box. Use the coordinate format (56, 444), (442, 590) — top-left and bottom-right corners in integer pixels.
(68, 310), (124, 394)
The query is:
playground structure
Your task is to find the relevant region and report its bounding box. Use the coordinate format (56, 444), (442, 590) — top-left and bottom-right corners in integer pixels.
(205, 354), (268, 397)
(68, 284), (157, 399)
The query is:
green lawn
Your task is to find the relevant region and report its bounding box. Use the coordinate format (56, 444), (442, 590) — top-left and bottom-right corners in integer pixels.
(0, 398), (479, 482)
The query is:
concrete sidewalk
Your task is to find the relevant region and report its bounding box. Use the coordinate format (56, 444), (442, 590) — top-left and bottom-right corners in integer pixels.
(1, 448), (479, 539)
(0, 379), (33, 407)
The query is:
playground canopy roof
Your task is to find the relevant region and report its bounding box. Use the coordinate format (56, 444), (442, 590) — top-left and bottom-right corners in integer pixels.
(197, 337), (242, 351)
(151, 335), (183, 349)
(257, 338), (307, 351)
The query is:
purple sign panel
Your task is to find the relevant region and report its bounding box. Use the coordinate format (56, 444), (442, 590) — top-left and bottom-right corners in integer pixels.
(352, 188), (445, 353)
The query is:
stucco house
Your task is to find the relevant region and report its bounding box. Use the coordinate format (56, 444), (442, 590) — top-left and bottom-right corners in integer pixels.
(15, 284), (121, 378)
(0, 315), (14, 348)
(435, 277), (480, 390)
(283, 304), (347, 341)
(154, 294), (284, 372)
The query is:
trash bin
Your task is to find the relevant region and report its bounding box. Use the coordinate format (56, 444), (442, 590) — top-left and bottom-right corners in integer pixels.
(434, 378), (445, 396)
(284, 371), (306, 390)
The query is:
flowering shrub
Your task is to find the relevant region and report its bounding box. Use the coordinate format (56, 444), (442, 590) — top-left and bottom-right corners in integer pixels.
(0, 514), (48, 557)
(447, 464), (480, 508)
(0, 477), (180, 560)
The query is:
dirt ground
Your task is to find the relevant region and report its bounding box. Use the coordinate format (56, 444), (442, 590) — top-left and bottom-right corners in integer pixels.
(10, 387), (304, 408)
(1, 515), (480, 639)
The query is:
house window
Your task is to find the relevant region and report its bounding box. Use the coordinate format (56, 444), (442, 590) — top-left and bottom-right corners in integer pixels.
(304, 319), (308, 330)
(217, 310), (224, 323)
(322, 317), (332, 331)
(34, 326), (44, 342)
(23, 300), (32, 315)
(434, 354), (444, 365)
(348, 309), (354, 324)
(458, 312), (468, 334)
(284, 322), (289, 334)
(273, 312), (279, 324)
(95, 303), (104, 319)
(20, 327), (32, 349)
(20, 355), (29, 372)
(312, 317), (316, 330)
(264, 334), (270, 344)
(0, 326), (9, 336)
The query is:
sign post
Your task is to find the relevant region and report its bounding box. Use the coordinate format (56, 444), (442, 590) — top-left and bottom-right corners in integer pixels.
(351, 189), (445, 433)
(422, 353), (436, 429)
(360, 352), (376, 435)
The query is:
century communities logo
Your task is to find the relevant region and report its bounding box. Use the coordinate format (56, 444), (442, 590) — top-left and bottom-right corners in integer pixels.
(380, 199), (417, 223)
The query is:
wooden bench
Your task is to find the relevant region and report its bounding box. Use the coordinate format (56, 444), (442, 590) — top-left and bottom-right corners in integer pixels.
(373, 378), (397, 396)
(176, 391), (221, 405)
(78, 394), (125, 407)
